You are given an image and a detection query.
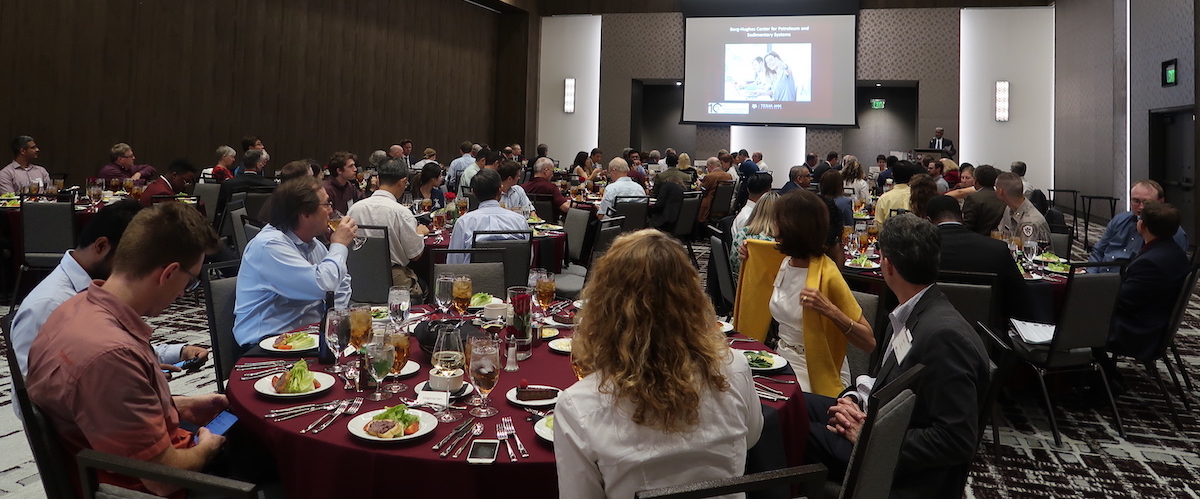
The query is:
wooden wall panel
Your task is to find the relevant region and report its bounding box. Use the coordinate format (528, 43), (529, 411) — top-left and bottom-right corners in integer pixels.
(0, 0), (503, 183)
(536, 0), (1051, 15)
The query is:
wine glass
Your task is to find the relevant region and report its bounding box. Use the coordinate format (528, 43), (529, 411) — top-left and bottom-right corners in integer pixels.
(383, 323), (411, 394)
(324, 308), (350, 374)
(532, 269), (556, 324)
(431, 324), (465, 422)
(364, 342), (395, 401)
(435, 273), (455, 316)
(388, 286), (410, 326)
(468, 338), (500, 418)
(328, 210), (367, 250)
(451, 275), (472, 315)
(1022, 239), (1039, 265)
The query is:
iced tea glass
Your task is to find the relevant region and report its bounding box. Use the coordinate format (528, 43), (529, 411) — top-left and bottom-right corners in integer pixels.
(451, 275), (472, 314)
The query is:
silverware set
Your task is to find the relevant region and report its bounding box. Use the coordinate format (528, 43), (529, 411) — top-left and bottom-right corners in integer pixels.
(303, 397), (364, 434)
(546, 301), (572, 316)
(449, 423), (485, 458)
(497, 423), (517, 462)
(266, 399), (348, 421)
(753, 381), (789, 401)
(441, 422), (482, 457)
(433, 417), (478, 451)
(502, 416), (529, 458)
(754, 375), (796, 384)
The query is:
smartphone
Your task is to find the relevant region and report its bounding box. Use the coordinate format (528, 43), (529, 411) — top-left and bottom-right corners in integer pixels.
(466, 439), (499, 464)
(175, 357), (206, 372)
(194, 410), (238, 444)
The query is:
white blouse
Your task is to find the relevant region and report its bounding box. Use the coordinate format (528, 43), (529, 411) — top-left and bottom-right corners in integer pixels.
(768, 259), (850, 391)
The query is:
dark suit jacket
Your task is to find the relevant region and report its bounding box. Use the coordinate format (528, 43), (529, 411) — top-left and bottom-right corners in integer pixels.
(961, 187), (1006, 236)
(937, 223), (1031, 325)
(648, 181), (684, 232)
(216, 171), (277, 220)
(869, 285), (989, 499)
(812, 162), (832, 182)
(780, 181), (802, 193)
(1110, 239), (1190, 360)
(929, 137), (957, 158)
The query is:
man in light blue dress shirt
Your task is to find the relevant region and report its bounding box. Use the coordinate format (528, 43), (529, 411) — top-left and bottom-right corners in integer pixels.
(448, 169), (529, 264)
(10, 200), (207, 376)
(498, 160), (533, 215)
(447, 141), (475, 193)
(1089, 180), (1188, 273)
(598, 158), (647, 219)
(234, 177), (357, 347)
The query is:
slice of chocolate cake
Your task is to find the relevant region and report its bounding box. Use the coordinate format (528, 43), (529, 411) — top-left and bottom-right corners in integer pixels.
(516, 387), (559, 401)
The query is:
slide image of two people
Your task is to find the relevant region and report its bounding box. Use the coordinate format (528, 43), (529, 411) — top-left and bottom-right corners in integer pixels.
(724, 43), (812, 103)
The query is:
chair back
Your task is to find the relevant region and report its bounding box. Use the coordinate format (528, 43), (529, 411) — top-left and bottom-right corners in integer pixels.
(2, 316), (76, 499)
(21, 200), (75, 265)
(243, 190), (274, 222)
(228, 206), (250, 254)
(708, 181), (735, 219)
(242, 220), (261, 242)
(936, 271), (998, 334)
(709, 235), (737, 308)
(347, 225), (392, 304)
(840, 364), (924, 499)
(1150, 265), (1200, 361)
(218, 199), (246, 243)
(733, 239), (787, 342)
(473, 230), (534, 290)
(230, 191), (248, 205)
(528, 193), (558, 224)
(432, 248), (507, 297)
(1051, 263), (1123, 352)
(672, 195), (702, 239)
(467, 191), (480, 211)
(192, 183), (221, 225)
(633, 464), (828, 499)
(1049, 232), (1070, 257)
(610, 196), (649, 232)
(590, 216), (625, 261)
(563, 207), (594, 263)
(201, 260), (241, 393)
(848, 290), (880, 379)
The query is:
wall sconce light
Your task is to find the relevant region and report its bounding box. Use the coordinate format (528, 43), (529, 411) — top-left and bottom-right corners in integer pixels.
(564, 78), (576, 114)
(995, 80), (1009, 122)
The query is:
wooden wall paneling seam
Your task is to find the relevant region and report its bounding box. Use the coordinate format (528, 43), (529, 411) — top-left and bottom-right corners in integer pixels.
(190, 0), (215, 163)
(363, 0), (384, 150)
(48, 0), (74, 175)
(247, 0), (268, 153)
(75, 0), (105, 181)
(261, 0), (284, 169)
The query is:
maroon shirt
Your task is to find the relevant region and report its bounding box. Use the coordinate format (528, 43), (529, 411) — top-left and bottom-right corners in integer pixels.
(521, 176), (568, 215)
(140, 176), (176, 207)
(99, 162), (157, 181)
(324, 178), (364, 213)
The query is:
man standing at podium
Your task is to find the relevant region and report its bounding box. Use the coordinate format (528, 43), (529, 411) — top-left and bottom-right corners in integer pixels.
(929, 127), (956, 159)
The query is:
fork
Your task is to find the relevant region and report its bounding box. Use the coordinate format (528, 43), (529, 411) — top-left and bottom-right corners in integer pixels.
(302, 400), (349, 433)
(240, 366), (288, 381)
(754, 375), (796, 384)
(496, 423), (518, 462)
(344, 397), (364, 416)
(268, 400), (343, 421)
(502, 416), (529, 458)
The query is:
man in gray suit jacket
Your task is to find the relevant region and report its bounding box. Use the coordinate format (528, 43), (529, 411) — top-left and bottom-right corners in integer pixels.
(804, 214), (990, 499)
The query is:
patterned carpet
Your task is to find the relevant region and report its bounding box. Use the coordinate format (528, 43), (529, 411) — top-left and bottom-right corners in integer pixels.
(0, 214), (1197, 498)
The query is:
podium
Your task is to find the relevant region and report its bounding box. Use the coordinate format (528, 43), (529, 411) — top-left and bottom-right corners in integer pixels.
(913, 148), (951, 160)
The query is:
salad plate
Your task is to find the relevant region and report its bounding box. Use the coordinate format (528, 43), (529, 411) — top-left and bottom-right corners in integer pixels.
(738, 350), (789, 372)
(1033, 253), (1065, 263)
(347, 408), (438, 442)
(547, 338), (572, 354)
(717, 321), (734, 334)
(572, 300), (584, 309)
(370, 306), (390, 322)
(466, 295), (503, 311)
(506, 385), (560, 407)
(534, 415), (555, 442)
(1043, 262), (1072, 274)
(845, 260), (881, 270)
(259, 333), (319, 352)
(253, 371), (335, 398)
(535, 224), (564, 231)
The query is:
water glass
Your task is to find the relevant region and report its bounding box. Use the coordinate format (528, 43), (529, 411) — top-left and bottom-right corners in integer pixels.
(388, 286), (410, 325)
(468, 338), (501, 418)
(435, 273), (455, 316)
(365, 342), (395, 401)
(324, 308), (350, 374)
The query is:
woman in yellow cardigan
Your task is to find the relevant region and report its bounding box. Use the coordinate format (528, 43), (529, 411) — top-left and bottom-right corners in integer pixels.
(745, 190), (876, 398)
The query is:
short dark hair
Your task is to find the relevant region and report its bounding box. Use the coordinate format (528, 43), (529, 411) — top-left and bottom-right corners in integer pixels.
(497, 161), (522, 181)
(886, 155), (898, 168)
(1010, 161), (1027, 176)
(400, 139), (413, 148)
(244, 150), (267, 171)
(327, 151), (356, 175)
(166, 158), (198, 176)
(819, 170), (844, 197)
(418, 163), (442, 185)
(477, 148), (500, 166)
(78, 199), (143, 249)
(876, 154), (886, 162)
(270, 177), (321, 233)
(826, 151), (839, 161)
(280, 160), (312, 181)
(878, 214), (940, 285)
(113, 202), (219, 279)
(738, 149), (750, 158)
(377, 158), (408, 185)
(974, 164), (999, 188)
(892, 160), (918, 184)
(805, 153), (818, 163)
(11, 135), (33, 156)
(665, 153), (679, 168)
(746, 172), (773, 196)
(537, 144), (549, 156)
(240, 135), (259, 152)
(459, 141), (474, 154)
(1141, 201), (1181, 239)
(774, 190), (829, 258)
(590, 148), (603, 156)
(925, 195), (962, 223)
(471, 168), (502, 200)
(305, 158), (322, 177)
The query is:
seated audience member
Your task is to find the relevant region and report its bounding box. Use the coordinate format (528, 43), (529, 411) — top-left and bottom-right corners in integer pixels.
(232, 135), (266, 176)
(216, 149), (275, 218)
(1, 135), (52, 194)
(925, 157), (949, 194)
(698, 156), (734, 221)
(206, 145), (237, 183)
(1089, 180), (1188, 272)
(234, 177), (356, 347)
(323, 151), (364, 214)
(995, 172), (1050, 244)
(625, 150), (648, 187)
(648, 175), (685, 233)
(875, 160), (918, 225)
(11, 200), (207, 376)
(498, 160), (534, 214)
(820, 170), (852, 229)
(907, 173), (938, 219)
(732, 172), (773, 234)
(99, 142), (157, 181)
(961, 164), (1005, 235)
(255, 160), (314, 222)
(875, 155), (896, 194)
(805, 214), (989, 497)
(927, 195), (1030, 327)
(27, 203), (227, 496)
(842, 160), (870, 205)
(459, 148), (498, 198)
(677, 152), (699, 185)
(522, 157), (570, 217)
(598, 158), (646, 220)
(781, 165), (811, 193)
(347, 159), (430, 298)
(571, 151), (598, 184)
(556, 230), (763, 498)
(947, 164), (977, 200)
(942, 158), (960, 187)
(746, 190), (875, 396)
(729, 191), (779, 282)
(447, 141), (475, 193)
(447, 168), (528, 263)
(413, 148), (438, 171)
(1106, 201), (1190, 367)
(140, 158), (199, 207)
(412, 162), (447, 211)
(652, 152), (691, 197)
(1011, 161), (1034, 196)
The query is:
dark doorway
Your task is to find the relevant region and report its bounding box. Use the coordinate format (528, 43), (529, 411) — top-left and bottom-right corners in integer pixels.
(634, 80), (696, 155)
(842, 81), (919, 162)
(1148, 105), (1196, 243)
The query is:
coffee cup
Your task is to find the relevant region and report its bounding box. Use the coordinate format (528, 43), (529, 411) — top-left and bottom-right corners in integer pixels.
(483, 303), (508, 320)
(428, 368), (464, 392)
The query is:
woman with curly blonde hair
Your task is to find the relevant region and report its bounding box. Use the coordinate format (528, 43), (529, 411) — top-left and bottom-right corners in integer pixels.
(555, 230), (763, 499)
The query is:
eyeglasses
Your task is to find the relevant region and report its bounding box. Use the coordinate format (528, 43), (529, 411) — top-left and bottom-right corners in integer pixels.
(182, 266), (202, 293)
(318, 202), (334, 208)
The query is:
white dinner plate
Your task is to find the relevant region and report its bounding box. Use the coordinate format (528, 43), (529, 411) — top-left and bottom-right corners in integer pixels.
(347, 408), (438, 442)
(572, 300), (584, 309)
(845, 261), (881, 270)
(543, 316), (574, 328)
(258, 333), (320, 352)
(467, 297), (504, 311)
(506, 384), (561, 407)
(1033, 255), (1065, 263)
(534, 415), (555, 443)
(535, 224), (563, 231)
(717, 321), (734, 334)
(547, 338), (572, 354)
(387, 360), (420, 378)
(414, 381), (476, 399)
(737, 350), (789, 372)
(253, 371), (336, 398)
(539, 327), (560, 340)
(1023, 273), (1043, 281)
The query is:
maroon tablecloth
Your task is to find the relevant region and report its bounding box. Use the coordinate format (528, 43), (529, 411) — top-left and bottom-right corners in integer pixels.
(227, 306), (807, 498)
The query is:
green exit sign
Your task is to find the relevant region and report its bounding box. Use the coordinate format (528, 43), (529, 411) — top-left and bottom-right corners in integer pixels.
(870, 99), (885, 109)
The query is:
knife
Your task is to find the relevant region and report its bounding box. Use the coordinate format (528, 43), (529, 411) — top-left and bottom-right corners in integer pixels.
(311, 400), (352, 434)
(441, 423), (477, 458)
(432, 417), (476, 451)
(302, 400), (348, 433)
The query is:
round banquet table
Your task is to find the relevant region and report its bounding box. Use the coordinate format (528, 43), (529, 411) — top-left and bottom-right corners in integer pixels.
(227, 305), (808, 498)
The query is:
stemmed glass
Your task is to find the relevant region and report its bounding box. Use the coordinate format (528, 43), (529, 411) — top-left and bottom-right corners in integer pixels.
(328, 210), (367, 250)
(534, 269), (556, 325)
(435, 273), (455, 317)
(383, 323), (411, 394)
(348, 303), (374, 352)
(452, 275), (473, 315)
(388, 286), (410, 326)
(468, 337), (501, 418)
(364, 341), (395, 402)
(431, 325), (465, 422)
(324, 308), (350, 374)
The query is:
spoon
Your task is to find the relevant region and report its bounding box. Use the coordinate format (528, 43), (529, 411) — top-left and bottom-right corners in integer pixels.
(451, 423), (485, 458)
